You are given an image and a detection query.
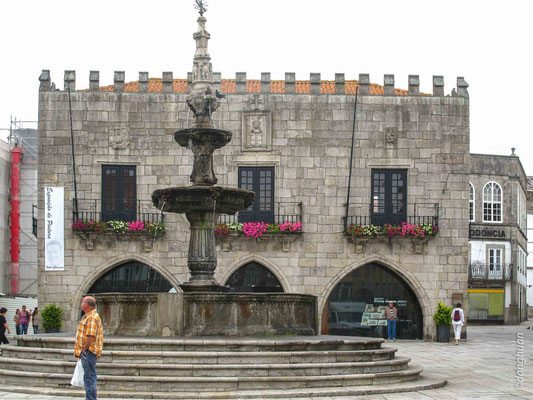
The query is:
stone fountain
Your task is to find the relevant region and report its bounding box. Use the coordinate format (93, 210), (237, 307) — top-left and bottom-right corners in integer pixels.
(95, 3), (317, 336)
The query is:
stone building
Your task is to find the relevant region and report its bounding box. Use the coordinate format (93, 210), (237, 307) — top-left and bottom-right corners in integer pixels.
(37, 69), (474, 340)
(468, 153), (528, 324)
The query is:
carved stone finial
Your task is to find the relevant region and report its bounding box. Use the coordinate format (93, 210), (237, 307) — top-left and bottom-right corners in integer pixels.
(187, 7), (219, 128)
(511, 147), (516, 156)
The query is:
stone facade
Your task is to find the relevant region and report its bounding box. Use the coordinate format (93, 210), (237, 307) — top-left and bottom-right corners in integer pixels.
(37, 71), (472, 339)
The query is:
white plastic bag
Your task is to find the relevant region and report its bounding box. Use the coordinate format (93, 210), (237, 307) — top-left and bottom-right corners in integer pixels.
(70, 359), (84, 387)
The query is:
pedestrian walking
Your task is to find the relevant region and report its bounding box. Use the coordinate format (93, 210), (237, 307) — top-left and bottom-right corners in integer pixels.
(13, 309), (20, 336)
(32, 307), (40, 334)
(74, 296), (103, 400)
(451, 303), (465, 345)
(386, 301), (398, 340)
(18, 306), (30, 335)
(0, 308), (11, 345)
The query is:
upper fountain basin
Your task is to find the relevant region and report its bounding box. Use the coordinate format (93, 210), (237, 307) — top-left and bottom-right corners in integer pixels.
(175, 127), (232, 149)
(152, 185), (254, 214)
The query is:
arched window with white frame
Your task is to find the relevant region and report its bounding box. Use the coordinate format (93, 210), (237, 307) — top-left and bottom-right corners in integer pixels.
(483, 182), (502, 223)
(469, 183), (475, 222)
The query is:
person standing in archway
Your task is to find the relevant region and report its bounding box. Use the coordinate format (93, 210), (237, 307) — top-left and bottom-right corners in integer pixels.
(386, 301), (398, 340)
(74, 296), (103, 400)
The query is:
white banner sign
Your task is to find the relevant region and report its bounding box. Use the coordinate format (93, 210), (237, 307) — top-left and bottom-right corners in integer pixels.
(45, 187), (64, 271)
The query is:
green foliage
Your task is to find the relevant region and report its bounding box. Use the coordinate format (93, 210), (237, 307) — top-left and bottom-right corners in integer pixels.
(433, 302), (452, 326)
(42, 304), (64, 329)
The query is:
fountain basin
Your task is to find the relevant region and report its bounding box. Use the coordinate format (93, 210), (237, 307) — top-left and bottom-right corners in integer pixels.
(94, 292), (317, 336)
(152, 186), (254, 214)
(174, 127), (232, 149)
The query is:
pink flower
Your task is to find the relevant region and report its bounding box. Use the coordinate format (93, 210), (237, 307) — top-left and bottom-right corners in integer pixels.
(128, 221), (145, 232)
(243, 222), (269, 238)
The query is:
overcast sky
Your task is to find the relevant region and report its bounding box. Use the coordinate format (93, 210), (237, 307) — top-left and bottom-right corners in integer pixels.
(1, 0), (532, 173)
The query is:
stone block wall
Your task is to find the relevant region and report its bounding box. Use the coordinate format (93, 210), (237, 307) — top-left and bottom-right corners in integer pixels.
(37, 71), (471, 338)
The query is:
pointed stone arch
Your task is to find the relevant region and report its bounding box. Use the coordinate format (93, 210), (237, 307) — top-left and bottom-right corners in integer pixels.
(319, 254), (432, 339)
(218, 254), (292, 293)
(70, 254), (182, 327)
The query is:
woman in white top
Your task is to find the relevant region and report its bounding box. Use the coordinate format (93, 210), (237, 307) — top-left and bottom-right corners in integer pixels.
(451, 303), (465, 345)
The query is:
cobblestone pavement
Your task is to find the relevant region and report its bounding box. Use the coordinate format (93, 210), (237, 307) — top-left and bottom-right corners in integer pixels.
(0, 322), (531, 399)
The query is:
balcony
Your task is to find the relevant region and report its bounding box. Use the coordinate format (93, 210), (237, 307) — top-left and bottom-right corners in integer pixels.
(343, 203), (439, 254)
(215, 202), (303, 252)
(71, 199), (165, 252)
(469, 262), (512, 283)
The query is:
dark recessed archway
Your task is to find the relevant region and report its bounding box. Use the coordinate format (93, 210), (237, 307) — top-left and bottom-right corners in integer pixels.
(88, 261), (173, 293)
(326, 262), (423, 340)
(225, 262), (283, 292)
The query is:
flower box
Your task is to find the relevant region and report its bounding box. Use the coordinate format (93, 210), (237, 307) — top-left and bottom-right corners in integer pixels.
(344, 222), (437, 254)
(72, 219), (166, 251)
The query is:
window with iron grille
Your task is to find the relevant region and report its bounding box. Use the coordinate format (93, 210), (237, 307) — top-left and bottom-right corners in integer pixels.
(238, 166), (274, 223)
(483, 182), (502, 223)
(371, 169), (407, 226)
(101, 165), (136, 222)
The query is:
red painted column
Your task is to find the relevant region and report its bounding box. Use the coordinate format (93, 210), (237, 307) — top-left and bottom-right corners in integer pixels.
(9, 147), (22, 295)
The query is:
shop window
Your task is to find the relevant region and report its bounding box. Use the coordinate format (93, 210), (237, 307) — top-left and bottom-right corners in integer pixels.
(88, 261), (173, 293)
(327, 263), (423, 340)
(238, 167), (274, 224)
(102, 165), (136, 222)
(371, 169), (407, 226)
(467, 290), (504, 320)
(483, 182), (502, 223)
(469, 183), (475, 222)
(225, 262), (283, 292)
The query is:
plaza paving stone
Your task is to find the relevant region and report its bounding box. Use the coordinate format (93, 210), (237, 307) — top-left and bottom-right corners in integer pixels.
(0, 322), (531, 399)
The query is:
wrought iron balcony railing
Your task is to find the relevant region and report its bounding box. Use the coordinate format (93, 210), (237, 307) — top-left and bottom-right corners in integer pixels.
(218, 202), (303, 225)
(72, 199), (164, 224)
(344, 203), (439, 229)
(469, 262), (512, 281)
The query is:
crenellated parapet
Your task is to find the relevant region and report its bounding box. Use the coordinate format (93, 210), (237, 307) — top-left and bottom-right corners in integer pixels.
(38, 70), (469, 98)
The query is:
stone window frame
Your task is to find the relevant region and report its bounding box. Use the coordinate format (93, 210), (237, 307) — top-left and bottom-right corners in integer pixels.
(482, 181), (503, 223)
(469, 182), (475, 222)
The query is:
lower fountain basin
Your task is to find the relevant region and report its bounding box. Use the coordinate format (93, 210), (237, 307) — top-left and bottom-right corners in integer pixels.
(152, 185), (254, 214)
(94, 292), (317, 336)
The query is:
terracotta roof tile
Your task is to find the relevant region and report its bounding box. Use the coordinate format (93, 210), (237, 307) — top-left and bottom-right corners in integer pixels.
(96, 77), (415, 96)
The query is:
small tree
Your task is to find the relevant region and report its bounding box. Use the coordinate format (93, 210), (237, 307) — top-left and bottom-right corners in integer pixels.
(433, 302), (452, 326)
(42, 304), (64, 329)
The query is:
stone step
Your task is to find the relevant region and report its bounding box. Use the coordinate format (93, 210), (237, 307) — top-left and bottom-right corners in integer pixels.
(0, 345), (397, 364)
(15, 335), (383, 352)
(0, 375), (448, 398)
(0, 365), (423, 391)
(0, 356), (410, 377)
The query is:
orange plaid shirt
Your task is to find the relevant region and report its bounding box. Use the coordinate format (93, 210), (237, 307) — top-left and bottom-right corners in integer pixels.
(74, 309), (103, 358)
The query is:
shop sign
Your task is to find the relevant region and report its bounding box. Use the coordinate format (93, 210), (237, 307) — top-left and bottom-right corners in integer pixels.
(373, 297), (407, 307)
(469, 227), (506, 239)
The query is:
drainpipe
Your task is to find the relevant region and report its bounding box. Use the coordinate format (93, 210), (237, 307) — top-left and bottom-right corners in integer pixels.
(9, 147), (22, 295)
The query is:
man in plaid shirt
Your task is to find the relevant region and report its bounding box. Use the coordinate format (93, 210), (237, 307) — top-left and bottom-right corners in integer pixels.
(74, 296), (103, 400)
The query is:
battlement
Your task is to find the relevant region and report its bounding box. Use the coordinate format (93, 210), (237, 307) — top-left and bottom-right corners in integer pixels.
(39, 70), (469, 98)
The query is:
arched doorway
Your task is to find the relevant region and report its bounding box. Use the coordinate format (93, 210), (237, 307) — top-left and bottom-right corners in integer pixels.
(326, 262), (423, 339)
(88, 260), (174, 293)
(225, 262), (283, 292)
